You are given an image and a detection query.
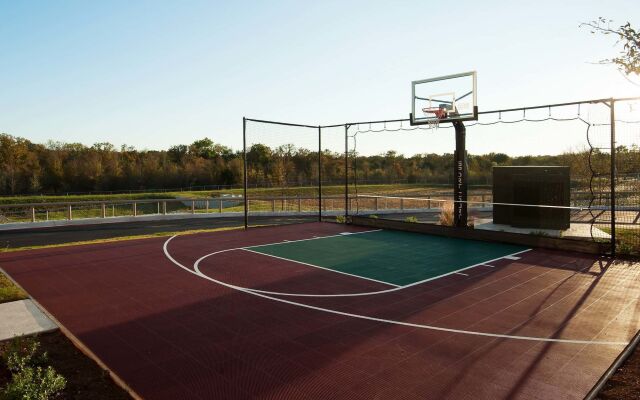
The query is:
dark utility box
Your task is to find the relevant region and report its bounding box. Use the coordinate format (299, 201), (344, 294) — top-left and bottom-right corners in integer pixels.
(493, 166), (570, 230)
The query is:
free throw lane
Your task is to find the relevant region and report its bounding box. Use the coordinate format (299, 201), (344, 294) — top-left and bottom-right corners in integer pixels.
(247, 229), (529, 286)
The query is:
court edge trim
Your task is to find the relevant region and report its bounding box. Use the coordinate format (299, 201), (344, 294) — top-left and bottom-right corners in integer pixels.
(163, 235), (630, 345)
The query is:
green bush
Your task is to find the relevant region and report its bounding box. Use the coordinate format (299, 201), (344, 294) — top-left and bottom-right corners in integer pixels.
(3, 365), (66, 400)
(404, 216), (418, 223)
(335, 215), (346, 224)
(1, 337), (66, 400)
(3, 338), (46, 371)
(531, 230), (550, 237)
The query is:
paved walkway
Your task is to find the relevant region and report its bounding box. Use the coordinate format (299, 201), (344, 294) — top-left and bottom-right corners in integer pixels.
(0, 299), (58, 341)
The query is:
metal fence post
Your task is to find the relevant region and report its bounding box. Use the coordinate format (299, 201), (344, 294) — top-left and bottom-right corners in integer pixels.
(219, 199), (223, 213)
(243, 117), (248, 229)
(610, 99), (616, 256)
(318, 125), (322, 221)
(345, 124), (349, 217)
(133, 202), (137, 217)
(31, 207), (35, 222)
(68, 205), (72, 220)
(102, 203), (106, 218)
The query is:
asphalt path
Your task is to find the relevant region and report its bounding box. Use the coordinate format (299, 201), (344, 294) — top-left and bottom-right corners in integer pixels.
(0, 216), (318, 249)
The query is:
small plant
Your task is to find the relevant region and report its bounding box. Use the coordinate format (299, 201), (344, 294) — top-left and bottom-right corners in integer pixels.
(531, 230), (551, 237)
(466, 216), (475, 228)
(3, 337), (47, 370)
(368, 215), (378, 219)
(3, 365), (67, 400)
(335, 215), (346, 224)
(404, 216), (418, 223)
(2, 336), (66, 400)
(438, 201), (455, 226)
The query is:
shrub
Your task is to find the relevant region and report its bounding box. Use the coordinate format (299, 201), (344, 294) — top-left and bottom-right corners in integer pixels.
(3, 365), (66, 400)
(3, 338), (46, 372)
(2, 337), (66, 400)
(439, 201), (455, 226)
(531, 230), (550, 237)
(404, 216), (418, 223)
(368, 215), (378, 219)
(335, 215), (346, 224)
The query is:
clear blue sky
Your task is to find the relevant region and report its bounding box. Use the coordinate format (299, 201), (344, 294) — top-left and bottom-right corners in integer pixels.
(1, 0), (638, 154)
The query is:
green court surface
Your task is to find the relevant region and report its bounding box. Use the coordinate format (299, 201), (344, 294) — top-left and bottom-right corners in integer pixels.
(247, 230), (529, 286)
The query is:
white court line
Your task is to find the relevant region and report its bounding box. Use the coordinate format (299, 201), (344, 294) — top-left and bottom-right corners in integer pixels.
(162, 235), (630, 345)
(455, 272), (469, 276)
(245, 229), (382, 250)
(241, 248), (399, 287)
(504, 255), (521, 260)
(196, 247), (533, 298)
(482, 264), (496, 268)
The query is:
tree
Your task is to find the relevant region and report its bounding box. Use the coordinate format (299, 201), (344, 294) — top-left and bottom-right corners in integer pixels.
(580, 18), (640, 77)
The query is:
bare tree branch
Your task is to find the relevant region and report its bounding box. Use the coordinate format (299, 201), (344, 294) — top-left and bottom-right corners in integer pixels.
(580, 17), (640, 76)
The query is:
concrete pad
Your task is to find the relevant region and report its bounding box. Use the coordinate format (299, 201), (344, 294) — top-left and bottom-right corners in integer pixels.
(474, 218), (611, 240)
(0, 299), (57, 341)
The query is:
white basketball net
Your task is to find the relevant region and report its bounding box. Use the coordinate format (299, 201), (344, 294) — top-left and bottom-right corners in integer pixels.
(422, 107), (446, 131)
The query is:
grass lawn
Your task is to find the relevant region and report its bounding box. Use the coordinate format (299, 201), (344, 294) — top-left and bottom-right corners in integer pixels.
(0, 183), (490, 205)
(600, 227), (640, 257)
(0, 273), (28, 304)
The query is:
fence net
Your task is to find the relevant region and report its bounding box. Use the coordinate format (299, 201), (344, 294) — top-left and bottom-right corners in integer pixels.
(344, 100), (639, 256)
(613, 99), (640, 256)
(244, 120), (320, 227)
(319, 125), (348, 218)
(244, 97), (639, 255)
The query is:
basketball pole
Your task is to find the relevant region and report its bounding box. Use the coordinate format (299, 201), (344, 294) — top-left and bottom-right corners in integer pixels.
(453, 121), (468, 227)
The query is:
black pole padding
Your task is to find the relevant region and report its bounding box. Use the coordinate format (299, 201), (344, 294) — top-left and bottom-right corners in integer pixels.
(242, 117), (248, 230)
(453, 121), (468, 227)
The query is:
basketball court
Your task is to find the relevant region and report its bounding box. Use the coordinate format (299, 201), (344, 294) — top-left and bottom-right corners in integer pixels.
(2, 221), (639, 399)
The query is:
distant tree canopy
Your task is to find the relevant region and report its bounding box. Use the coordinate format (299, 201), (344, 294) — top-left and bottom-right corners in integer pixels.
(0, 133), (635, 196)
(581, 18), (640, 77)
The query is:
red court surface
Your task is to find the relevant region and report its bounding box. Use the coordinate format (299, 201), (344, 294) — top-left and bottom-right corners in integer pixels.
(1, 222), (639, 399)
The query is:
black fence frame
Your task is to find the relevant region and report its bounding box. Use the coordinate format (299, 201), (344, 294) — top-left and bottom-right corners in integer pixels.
(244, 95), (640, 256)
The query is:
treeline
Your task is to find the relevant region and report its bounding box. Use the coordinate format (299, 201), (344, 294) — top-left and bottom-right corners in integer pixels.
(0, 133), (636, 195)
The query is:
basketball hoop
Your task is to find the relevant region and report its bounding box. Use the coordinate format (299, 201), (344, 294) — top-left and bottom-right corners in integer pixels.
(422, 107), (447, 130)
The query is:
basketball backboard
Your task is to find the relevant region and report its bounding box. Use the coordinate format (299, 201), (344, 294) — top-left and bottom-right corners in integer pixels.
(410, 71), (478, 125)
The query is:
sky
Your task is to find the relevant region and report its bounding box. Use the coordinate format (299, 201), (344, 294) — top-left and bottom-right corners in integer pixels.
(1, 0), (639, 155)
